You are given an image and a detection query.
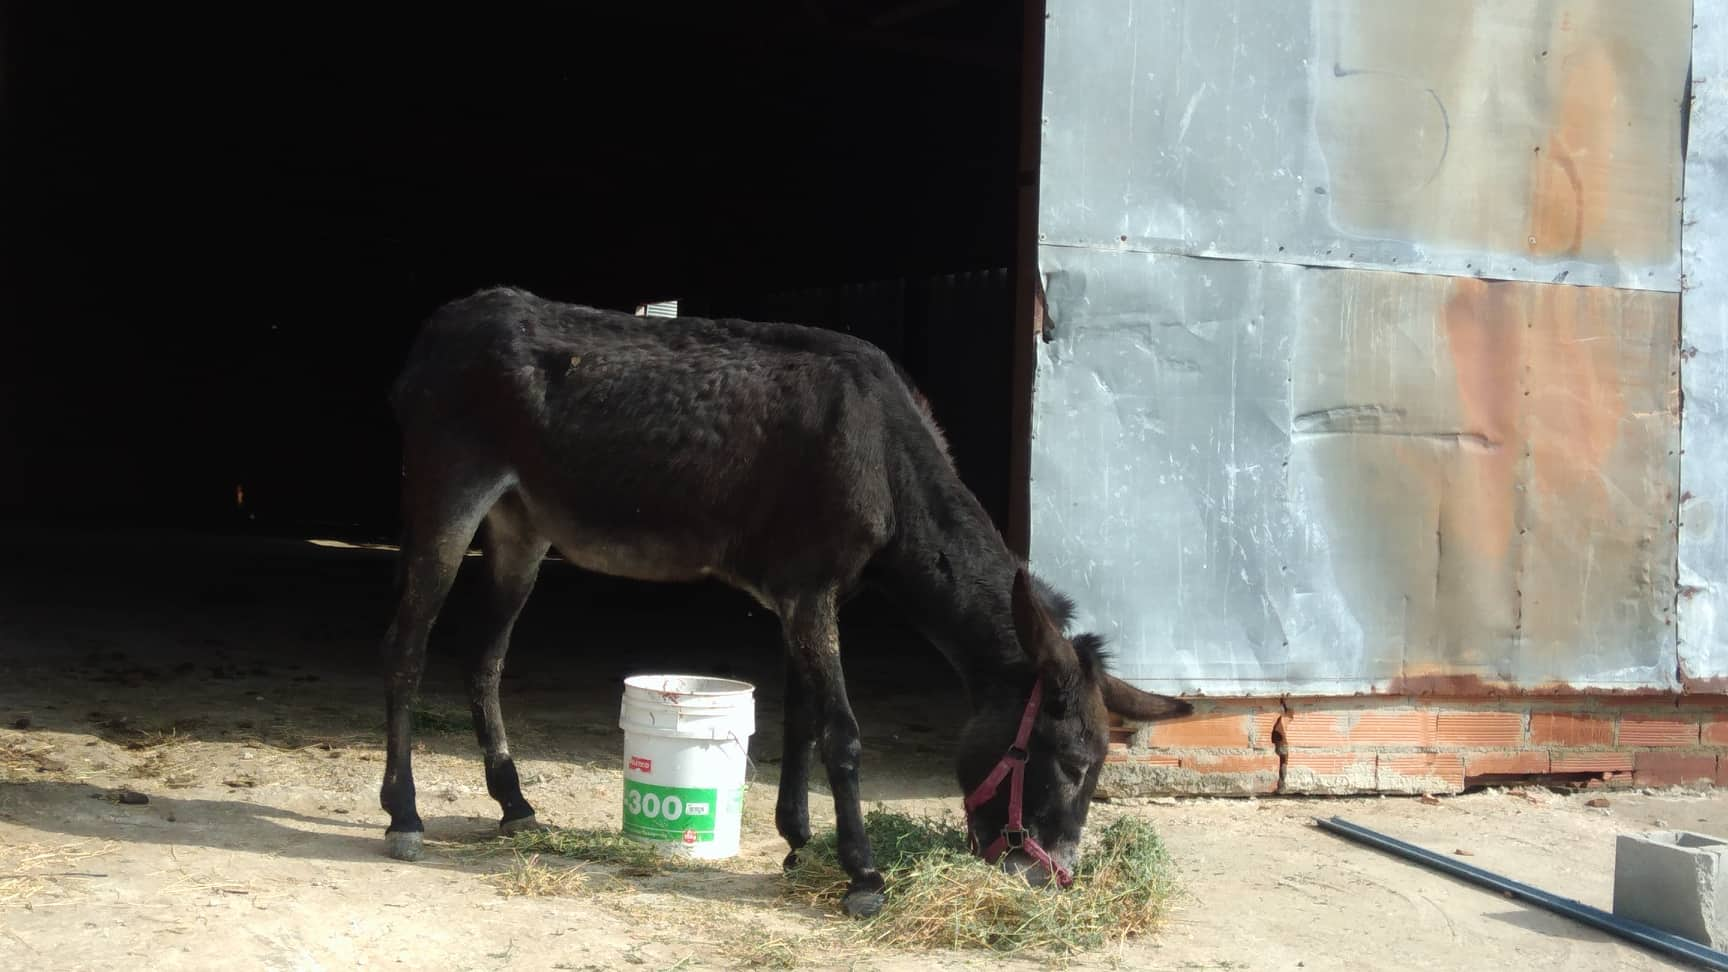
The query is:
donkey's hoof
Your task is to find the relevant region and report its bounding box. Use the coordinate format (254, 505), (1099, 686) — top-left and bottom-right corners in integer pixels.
(782, 849), (801, 873)
(385, 831), (425, 862)
(500, 814), (549, 835)
(842, 888), (885, 919)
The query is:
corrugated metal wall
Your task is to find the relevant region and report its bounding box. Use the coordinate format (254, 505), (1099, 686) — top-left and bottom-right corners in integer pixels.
(1681, 0), (1728, 690)
(1030, 0), (1701, 696)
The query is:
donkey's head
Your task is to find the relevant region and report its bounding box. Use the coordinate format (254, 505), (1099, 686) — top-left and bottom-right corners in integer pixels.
(955, 569), (1192, 887)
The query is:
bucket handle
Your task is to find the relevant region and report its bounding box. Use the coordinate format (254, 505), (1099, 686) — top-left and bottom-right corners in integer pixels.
(729, 730), (759, 786)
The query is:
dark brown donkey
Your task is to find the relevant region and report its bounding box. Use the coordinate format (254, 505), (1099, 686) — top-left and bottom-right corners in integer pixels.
(378, 286), (1192, 916)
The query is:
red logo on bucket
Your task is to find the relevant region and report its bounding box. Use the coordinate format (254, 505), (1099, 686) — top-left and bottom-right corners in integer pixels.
(682, 829), (697, 845)
(628, 756), (652, 773)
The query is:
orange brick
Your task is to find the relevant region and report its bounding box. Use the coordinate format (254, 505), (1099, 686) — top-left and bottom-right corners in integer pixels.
(1177, 752), (1279, 794)
(1551, 751), (1635, 773)
(1530, 713), (1613, 747)
(1108, 753), (1179, 767)
(1106, 742), (1131, 763)
(1146, 713), (1251, 749)
(1279, 710), (1352, 748)
(1706, 718), (1728, 747)
(1619, 717), (1700, 748)
(1350, 710), (1438, 747)
(1281, 752), (1377, 794)
(1634, 751), (1717, 786)
(1284, 753), (1372, 773)
(1436, 711), (1524, 748)
(1251, 712), (1283, 749)
(1464, 751), (1551, 778)
(1378, 753), (1465, 792)
(1285, 712), (1347, 750)
(1108, 726), (1136, 747)
(1180, 752), (1281, 775)
(1279, 709), (1435, 748)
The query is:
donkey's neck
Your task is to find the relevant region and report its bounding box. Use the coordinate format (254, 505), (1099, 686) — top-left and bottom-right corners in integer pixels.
(874, 481), (1034, 707)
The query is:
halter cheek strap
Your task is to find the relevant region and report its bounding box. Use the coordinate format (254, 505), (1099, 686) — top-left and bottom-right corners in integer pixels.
(961, 677), (1074, 888)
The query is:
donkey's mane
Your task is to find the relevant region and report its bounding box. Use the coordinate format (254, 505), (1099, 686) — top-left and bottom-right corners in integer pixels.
(887, 359), (953, 465)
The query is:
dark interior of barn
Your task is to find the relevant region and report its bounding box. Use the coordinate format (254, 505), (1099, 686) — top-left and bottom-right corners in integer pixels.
(0, 3), (1039, 706)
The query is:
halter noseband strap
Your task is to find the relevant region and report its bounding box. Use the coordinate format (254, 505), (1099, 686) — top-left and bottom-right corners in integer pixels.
(961, 676), (1074, 888)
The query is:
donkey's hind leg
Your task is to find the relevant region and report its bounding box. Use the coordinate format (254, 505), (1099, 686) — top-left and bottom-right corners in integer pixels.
(467, 491), (551, 833)
(774, 662), (816, 869)
(378, 450), (510, 862)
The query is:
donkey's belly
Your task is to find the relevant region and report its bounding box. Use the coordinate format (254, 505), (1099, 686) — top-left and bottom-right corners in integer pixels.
(515, 487), (739, 588)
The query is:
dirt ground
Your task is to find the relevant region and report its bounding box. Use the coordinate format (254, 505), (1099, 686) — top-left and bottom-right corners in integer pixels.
(0, 529), (1713, 970)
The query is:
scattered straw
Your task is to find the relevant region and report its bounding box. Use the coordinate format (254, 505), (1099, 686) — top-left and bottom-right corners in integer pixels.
(90, 716), (200, 751)
(720, 929), (825, 969)
(787, 810), (1177, 955)
(438, 825), (700, 894)
(0, 840), (117, 906)
(483, 851), (587, 897)
(445, 823), (708, 899)
(130, 749), (197, 787)
(490, 827), (687, 877)
(0, 738), (68, 779)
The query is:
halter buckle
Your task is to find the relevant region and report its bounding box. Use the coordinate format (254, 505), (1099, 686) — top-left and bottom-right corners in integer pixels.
(1001, 827), (1028, 851)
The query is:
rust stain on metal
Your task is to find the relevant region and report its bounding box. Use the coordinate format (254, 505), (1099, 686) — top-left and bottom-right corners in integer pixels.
(1526, 287), (1624, 509)
(1301, 273), (1678, 687)
(1524, 5), (1685, 263)
(1274, 266), (1677, 691)
(1443, 278), (1522, 560)
(1035, 1), (1690, 696)
(1681, 674), (1728, 694)
(1528, 42), (1613, 257)
(1313, 0), (1687, 267)
(1384, 670), (1685, 698)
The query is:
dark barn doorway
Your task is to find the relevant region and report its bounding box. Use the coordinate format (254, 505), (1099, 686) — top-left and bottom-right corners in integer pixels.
(0, 3), (1045, 701)
(0, 2), (1039, 542)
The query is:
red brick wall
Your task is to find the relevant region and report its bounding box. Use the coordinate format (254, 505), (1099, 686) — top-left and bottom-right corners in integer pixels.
(1099, 696), (1728, 797)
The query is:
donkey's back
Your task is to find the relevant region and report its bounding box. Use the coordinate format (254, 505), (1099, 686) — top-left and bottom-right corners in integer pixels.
(390, 286), (934, 595)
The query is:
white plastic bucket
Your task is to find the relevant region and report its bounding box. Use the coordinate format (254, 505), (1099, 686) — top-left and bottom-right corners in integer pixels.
(617, 674), (756, 859)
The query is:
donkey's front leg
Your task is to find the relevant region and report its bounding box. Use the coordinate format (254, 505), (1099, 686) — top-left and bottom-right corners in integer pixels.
(782, 590), (883, 918)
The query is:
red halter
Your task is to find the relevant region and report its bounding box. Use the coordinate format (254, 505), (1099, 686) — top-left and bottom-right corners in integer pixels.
(961, 676), (1074, 888)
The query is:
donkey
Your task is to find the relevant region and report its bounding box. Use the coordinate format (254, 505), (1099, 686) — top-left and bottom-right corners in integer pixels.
(377, 286), (1192, 916)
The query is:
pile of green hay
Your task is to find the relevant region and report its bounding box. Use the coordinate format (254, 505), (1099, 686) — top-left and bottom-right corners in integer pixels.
(785, 809), (1178, 954)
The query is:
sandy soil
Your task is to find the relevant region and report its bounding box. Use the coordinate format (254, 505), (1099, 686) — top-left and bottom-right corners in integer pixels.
(0, 529), (1709, 970)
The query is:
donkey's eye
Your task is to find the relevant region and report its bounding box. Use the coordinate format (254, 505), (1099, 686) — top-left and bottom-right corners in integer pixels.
(1058, 759), (1089, 781)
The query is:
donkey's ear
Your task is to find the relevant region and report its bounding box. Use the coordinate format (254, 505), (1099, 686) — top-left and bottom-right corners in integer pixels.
(1100, 673), (1193, 722)
(1011, 569), (1078, 673)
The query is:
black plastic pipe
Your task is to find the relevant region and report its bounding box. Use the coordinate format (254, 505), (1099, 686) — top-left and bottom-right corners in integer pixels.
(1315, 815), (1728, 971)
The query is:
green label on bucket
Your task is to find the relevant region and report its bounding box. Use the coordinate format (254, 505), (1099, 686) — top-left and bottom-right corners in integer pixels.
(622, 780), (722, 844)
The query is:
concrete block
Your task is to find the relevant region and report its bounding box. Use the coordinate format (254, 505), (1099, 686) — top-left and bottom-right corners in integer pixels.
(1612, 830), (1728, 947)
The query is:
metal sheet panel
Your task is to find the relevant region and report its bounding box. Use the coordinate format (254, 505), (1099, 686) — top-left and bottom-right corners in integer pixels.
(1679, 0), (1728, 686)
(1030, 246), (1680, 694)
(1040, 0), (1691, 291)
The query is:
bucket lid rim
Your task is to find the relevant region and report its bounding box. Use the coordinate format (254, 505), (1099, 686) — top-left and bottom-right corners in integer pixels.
(623, 673), (757, 696)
